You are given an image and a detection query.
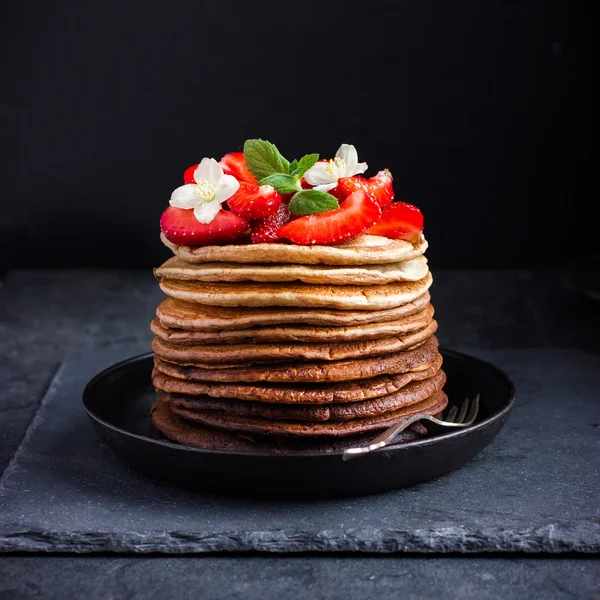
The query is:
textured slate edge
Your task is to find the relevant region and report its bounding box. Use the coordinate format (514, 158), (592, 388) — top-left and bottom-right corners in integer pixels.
(2, 524), (599, 554)
(0, 361), (66, 492)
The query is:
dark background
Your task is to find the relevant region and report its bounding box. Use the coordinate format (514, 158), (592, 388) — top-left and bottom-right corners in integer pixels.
(1, 0), (594, 270)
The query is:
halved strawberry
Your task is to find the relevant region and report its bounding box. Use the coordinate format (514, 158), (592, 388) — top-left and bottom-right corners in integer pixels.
(364, 202), (423, 241)
(335, 169), (395, 207)
(277, 191), (381, 246)
(251, 204), (292, 244)
(183, 164), (198, 184)
(220, 152), (257, 184)
(227, 181), (282, 220)
(160, 206), (250, 246)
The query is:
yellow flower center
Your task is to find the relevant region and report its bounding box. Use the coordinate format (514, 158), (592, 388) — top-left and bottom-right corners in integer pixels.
(194, 180), (216, 202)
(325, 157), (345, 178)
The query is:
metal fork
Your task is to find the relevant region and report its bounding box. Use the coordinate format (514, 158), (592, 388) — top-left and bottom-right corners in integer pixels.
(342, 393), (480, 460)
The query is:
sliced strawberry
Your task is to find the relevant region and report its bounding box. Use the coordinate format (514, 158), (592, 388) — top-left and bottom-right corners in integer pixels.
(336, 169), (395, 207)
(183, 163), (198, 184)
(220, 152), (257, 184)
(251, 204), (292, 244)
(364, 202), (423, 241)
(227, 181), (282, 220)
(160, 207), (250, 246)
(277, 191), (381, 246)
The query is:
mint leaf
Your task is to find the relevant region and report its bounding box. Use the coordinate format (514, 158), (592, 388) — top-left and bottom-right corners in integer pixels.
(288, 159), (299, 173)
(244, 139), (290, 181)
(288, 190), (339, 215)
(290, 153), (319, 179)
(259, 173), (301, 195)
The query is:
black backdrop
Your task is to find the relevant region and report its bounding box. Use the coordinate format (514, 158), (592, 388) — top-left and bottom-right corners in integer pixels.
(1, 1), (594, 269)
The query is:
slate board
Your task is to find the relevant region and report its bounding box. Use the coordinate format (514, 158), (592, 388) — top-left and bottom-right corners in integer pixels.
(0, 344), (599, 554)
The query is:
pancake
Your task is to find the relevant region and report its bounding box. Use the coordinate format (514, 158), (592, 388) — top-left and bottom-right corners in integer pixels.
(153, 335), (440, 383)
(160, 369), (446, 421)
(170, 390), (448, 437)
(161, 233), (428, 265)
(152, 320), (437, 364)
(152, 353), (444, 404)
(159, 272), (433, 310)
(150, 398), (427, 453)
(156, 292), (431, 331)
(151, 304), (434, 345)
(155, 255), (429, 285)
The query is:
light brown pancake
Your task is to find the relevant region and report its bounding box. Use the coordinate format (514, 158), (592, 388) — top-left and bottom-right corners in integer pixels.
(160, 369), (446, 421)
(156, 293), (431, 331)
(161, 233), (428, 266)
(150, 398), (427, 452)
(152, 321), (437, 365)
(170, 390), (448, 437)
(159, 272), (433, 310)
(151, 304), (435, 345)
(152, 352), (443, 404)
(153, 335), (440, 383)
(155, 255), (429, 285)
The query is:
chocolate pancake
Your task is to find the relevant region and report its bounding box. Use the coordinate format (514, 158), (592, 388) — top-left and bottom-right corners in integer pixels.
(156, 293), (431, 331)
(152, 353), (443, 404)
(153, 335), (440, 383)
(161, 233), (428, 266)
(158, 272), (433, 310)
(151, 398), (428, 452)
(155, 255), (428, 285)
(151, 304), (434, 345)
(159, 369), (446, 421)
(169, 390), (448, 437)
(152, 320), (437, 365)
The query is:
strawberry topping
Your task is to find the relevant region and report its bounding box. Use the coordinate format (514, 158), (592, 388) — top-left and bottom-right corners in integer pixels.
(220, 152), (257, 184)
(251, 204), (292, 244)
(183, 164), (198, 184)
(364, 201), (423, 241)
(277, 191), (381, 246)
(227, 182), (282, 220)
(336, 169), (395, 207)
(160, 207), (250, 246)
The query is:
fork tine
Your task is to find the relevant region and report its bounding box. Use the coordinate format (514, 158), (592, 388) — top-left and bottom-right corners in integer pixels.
(465, 393), (480, 423)
(445, 405), (458, 423)
(456, 397), (470, 424)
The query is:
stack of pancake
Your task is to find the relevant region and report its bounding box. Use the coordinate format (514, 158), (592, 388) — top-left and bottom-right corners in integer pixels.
(151, 233), (446, 453)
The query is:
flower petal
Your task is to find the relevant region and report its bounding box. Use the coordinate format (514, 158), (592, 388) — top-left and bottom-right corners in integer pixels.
(214, 174), (240, 203)
(193, 200), (221, 224)
(194, 157), (223, 185)
(313, 182), (338, 193)
(336, 144), (358, 175)
(354, 161), (368, 175)
(304, 162), (335, 186)
(170, 184), (199, 209)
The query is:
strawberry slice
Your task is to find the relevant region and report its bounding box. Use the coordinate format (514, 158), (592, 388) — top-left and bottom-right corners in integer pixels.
(251, 204), (292, 244)
(336, 169), (395, 207)
(364, 202), (423, 241)
(183, 163), (198, 184)
(160, 207), (250, 246)
(227, 181), (282, 220)
(277, 191), (381, 246)
(220, 152), (257, 184)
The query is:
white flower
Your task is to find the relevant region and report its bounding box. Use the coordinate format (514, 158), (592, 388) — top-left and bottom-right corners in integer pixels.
(169, 158), (240, 224)
(303, 143), (368, 192)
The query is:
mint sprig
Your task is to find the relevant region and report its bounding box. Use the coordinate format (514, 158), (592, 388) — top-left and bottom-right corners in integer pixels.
(244, 139), (290, 181)
(288, 190), (339, 215)
(244, 139), (320, 196)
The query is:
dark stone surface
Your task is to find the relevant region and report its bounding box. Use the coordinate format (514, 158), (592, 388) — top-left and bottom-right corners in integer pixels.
(1, 555), (599, 600)
(1, 344), (598, 554)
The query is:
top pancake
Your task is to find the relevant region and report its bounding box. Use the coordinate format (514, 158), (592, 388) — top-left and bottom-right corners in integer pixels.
(159, 272), (433, 310)
(156, 292), (431, 331)
(161, 233), (428, 265)
(155, 255), (429, 285)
